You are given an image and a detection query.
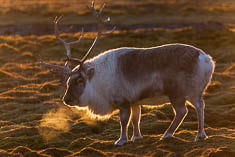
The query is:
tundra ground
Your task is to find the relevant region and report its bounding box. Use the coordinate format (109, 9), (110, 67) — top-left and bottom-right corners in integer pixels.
(0, 27), (235, 156)
(0, 0), (235, 156)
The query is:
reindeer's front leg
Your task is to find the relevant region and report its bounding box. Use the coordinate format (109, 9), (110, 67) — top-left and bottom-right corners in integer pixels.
(115, 104), (131, 146)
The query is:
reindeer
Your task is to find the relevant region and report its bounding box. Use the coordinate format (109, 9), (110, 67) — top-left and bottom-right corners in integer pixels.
(41, 1), (215, 146)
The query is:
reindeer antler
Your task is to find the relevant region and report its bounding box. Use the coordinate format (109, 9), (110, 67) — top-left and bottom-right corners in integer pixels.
(54, 16), (84, 66)
(82, 0), (116, 63)
(41, 0), (115, 86)
(40, 16), (84, 86)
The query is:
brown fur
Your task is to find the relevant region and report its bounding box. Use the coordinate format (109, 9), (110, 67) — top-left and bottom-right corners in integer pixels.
(118, 44), (199, 81)
(118, 44), (200, 100)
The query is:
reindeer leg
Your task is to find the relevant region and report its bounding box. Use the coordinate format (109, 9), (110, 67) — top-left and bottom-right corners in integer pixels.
(162, 96), (188, 139)
(115, 103), (131, 146)
(131, 105), (143, 141)
(191, 97), (208, 142)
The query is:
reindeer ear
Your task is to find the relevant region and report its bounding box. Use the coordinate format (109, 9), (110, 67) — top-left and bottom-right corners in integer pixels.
(85, 67), (95, 80)
(81, 63), (95, 80)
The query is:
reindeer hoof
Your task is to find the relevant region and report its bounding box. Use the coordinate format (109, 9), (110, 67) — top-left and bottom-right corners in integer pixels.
(131, 135), (143, 142)
(160, 133), (173, 140)
(114, 138), (128, 146)
(194, 133), (208, 142)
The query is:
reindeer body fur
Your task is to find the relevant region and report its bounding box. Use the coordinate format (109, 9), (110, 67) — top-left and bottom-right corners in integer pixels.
(43, 1), (215, 146)
(63, 43), (214, 146)
(42, 1), (217, 146)
(79, 43), (214, 115)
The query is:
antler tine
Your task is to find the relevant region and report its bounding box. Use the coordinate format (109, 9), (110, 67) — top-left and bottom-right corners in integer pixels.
(68, 28), (84, 45)
(99, 3), (106, 14)
(54, 15), (84, 65)
(91, 0), (95, 8)
(87, 0), (95, 12)
(101, 25), (116, 36)
(80, 0), (115, 64)
(54, 16), (67, 45)
(54, 16), (71, 59)
(54, 16), (84, 45)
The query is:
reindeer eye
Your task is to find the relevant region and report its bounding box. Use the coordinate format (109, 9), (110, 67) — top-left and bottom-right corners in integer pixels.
(76, 78), (84, 84)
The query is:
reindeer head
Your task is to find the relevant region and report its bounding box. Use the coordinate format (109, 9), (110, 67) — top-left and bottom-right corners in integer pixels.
(41, 0), (115, 107)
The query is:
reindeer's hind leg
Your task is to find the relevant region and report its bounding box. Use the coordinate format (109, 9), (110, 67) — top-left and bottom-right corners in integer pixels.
(162, 96), (188, 139)
(131, 105), (143, 141)
(190, 96), (208, 142)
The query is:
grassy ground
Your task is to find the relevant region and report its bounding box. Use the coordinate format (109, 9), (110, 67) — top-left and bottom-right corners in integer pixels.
(1, 0), (235, 26)
(0, 26), (235, 156)
(0, 0), (235, 157)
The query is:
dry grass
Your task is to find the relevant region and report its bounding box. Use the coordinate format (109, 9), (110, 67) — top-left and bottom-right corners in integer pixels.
(0, 1), (235, 156)
(1, 0), (235, 26)
(0, 26), (235, 156)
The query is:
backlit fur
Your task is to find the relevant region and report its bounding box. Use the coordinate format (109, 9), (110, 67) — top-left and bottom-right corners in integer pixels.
(74, 43), (215, 116)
